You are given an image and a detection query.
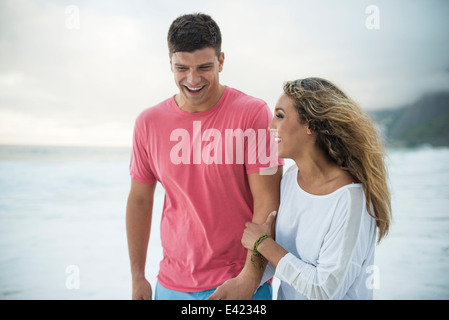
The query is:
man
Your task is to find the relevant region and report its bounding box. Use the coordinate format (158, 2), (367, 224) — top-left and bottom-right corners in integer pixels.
(126, 13), (283, 300)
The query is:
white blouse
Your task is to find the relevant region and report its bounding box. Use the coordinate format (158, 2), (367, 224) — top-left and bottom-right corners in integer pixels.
(262, 164), (377, 300)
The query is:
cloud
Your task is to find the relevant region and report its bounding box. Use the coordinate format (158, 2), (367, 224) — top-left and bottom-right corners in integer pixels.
(0, 0), (174, 145)
(1, 0), (449, 146)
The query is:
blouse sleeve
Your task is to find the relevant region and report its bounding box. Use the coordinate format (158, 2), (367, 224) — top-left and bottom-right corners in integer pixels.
(274, 187), (368, 300)
(259, 262), (276, 286)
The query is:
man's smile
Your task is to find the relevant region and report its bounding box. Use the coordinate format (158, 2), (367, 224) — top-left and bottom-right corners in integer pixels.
(184, 84), (206, 95)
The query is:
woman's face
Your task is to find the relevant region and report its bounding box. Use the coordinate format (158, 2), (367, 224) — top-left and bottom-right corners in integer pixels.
(269, 93), (312, 159)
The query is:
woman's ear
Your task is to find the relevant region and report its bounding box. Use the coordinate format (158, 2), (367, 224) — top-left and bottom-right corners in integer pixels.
(306, 123), (313, 135)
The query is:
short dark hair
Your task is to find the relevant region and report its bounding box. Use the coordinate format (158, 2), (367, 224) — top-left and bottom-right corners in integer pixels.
(167, 13), (222, 58)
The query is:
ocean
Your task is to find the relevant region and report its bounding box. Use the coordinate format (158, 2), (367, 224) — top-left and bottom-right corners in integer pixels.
(0, 145), (448, 299)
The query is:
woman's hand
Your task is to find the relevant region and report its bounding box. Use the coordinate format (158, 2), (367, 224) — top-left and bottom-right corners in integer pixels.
(241, 211), (277, 250)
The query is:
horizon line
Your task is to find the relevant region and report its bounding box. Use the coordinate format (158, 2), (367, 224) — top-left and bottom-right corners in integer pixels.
(0, 142), (132, 149)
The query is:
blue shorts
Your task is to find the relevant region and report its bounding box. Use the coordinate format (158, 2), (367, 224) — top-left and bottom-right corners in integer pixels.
(155, 281), (272, 300)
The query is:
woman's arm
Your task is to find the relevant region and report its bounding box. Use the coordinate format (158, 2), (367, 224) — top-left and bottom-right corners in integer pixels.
(256, 237), (288, 267)
(241, 211), (288, 268)
(242, 188), (370, 300)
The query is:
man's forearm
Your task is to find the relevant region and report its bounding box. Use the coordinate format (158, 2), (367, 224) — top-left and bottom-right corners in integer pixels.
(237, 208), (277, 292)
(126, 200), (153, 279)
(238, 249), (267, 291)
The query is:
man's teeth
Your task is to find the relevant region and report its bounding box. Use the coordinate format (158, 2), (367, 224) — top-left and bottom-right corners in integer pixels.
(187, 86), (203, 91)
(275, 137), (282, 142)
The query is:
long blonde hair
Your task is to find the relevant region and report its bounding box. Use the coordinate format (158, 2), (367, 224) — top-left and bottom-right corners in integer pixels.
(283, 77), (391, 243)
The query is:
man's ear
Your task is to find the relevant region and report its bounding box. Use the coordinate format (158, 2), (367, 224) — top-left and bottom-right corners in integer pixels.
(218, 52), (225, 72)
(169, 54), (173, 72)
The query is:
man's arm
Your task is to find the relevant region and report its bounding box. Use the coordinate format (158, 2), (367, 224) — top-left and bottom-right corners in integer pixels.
(208, 166), (282, 300)
(240, 166), (283, 293)
(126, 178), (156, 300)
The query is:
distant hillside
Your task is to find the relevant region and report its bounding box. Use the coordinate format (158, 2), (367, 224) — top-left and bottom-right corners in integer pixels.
(368, 92), (449, 147)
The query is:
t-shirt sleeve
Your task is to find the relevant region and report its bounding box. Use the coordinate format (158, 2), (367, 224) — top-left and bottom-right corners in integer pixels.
(129, 115), (157, 184)
(245, 103), (284, 174)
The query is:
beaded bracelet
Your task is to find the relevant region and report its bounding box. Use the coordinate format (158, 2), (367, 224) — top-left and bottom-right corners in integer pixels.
(250, 234), (271, 269)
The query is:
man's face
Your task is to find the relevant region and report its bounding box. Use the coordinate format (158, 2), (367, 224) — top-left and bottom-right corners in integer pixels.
(170, 47), (224, 110)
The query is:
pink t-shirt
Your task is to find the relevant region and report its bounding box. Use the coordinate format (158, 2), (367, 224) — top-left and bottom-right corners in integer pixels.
(130, 86), (283, 292)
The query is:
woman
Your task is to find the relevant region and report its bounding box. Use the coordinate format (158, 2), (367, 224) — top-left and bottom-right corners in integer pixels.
(242, 78), (391, 300)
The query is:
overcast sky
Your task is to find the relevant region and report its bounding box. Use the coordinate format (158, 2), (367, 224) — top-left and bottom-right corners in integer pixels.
(1, 0), (448, 146)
